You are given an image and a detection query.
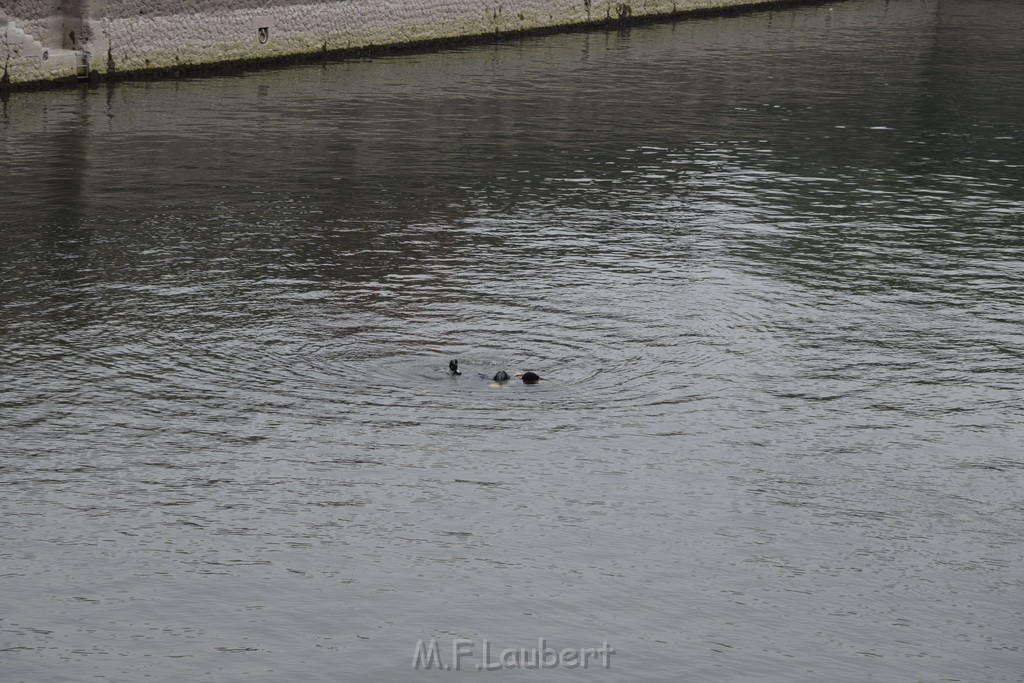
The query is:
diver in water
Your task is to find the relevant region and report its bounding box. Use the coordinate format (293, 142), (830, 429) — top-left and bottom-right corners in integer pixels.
(474, 370), (511, 382)
(451, 360), (542, 384)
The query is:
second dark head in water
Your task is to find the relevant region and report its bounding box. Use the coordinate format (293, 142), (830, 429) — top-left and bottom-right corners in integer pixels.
(520, 371), (541, 384)
(449, 359), (462, 375)
(493, 370), (510, 382)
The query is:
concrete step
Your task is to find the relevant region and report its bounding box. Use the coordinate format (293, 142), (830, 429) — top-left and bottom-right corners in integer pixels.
(3, 16), (90, 81)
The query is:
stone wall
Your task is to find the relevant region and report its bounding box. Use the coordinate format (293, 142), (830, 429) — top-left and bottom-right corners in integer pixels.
(3, 0), (809, 87)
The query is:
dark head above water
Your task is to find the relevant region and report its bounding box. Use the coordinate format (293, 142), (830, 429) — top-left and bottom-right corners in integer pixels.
(493, 370), (510, 382)
(449, 359), (462, 375)
(520, 371), (541, 384)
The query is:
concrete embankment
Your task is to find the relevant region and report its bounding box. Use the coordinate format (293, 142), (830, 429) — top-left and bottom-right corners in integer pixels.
(2, 0), (823, 89)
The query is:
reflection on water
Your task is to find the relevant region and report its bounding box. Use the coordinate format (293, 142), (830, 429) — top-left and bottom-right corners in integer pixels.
(2, 1), (1023, 681)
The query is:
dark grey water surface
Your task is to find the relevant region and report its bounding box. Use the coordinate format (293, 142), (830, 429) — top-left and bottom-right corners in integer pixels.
(2, 1), (1023, 681)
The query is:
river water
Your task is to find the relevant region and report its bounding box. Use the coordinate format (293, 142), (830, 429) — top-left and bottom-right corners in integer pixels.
(2, 1), (1022, 681)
